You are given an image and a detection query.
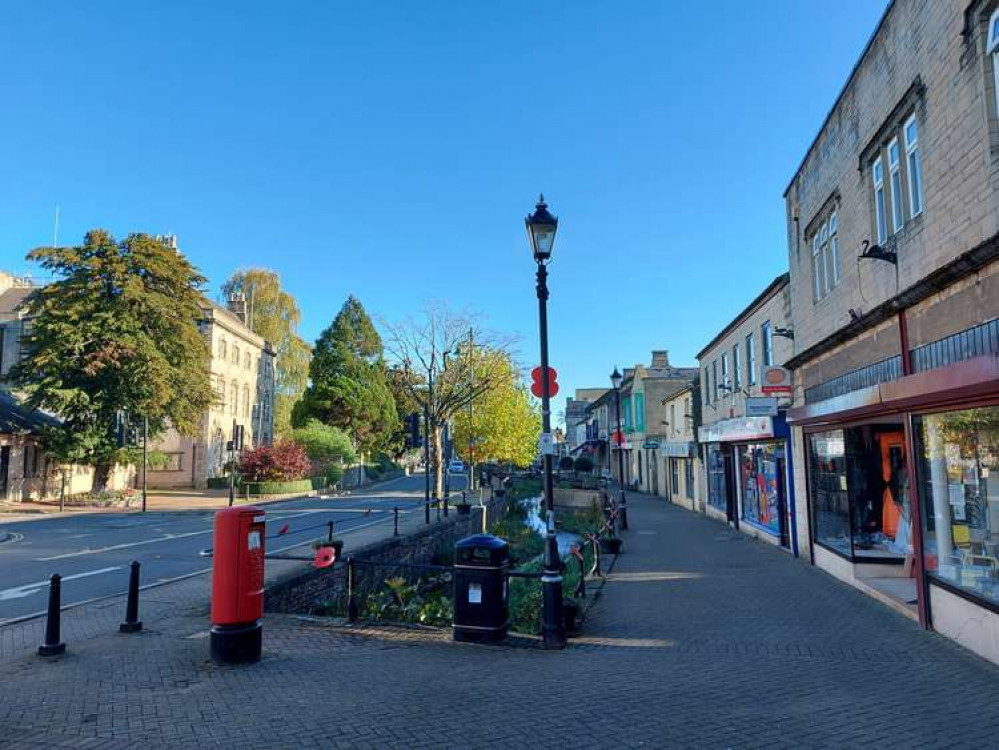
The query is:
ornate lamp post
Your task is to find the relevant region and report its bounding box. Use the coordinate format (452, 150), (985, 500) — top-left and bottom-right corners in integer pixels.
(611, 366), (628, 530)
(526, 194), (566, 649)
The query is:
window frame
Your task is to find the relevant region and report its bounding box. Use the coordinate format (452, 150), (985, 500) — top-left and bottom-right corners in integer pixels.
(989, 8), (999, 124)
(827, 211), (840, 287)
(904, 115), (922, 218)
(746, 333), (756, 386)
(872, 155), (888, 244)
(721, 353), (730, 391)
(761, 321), (774, 367)
(712, 360), (719, 402)
(732, 343), (742, 389)
(887, 137), (904, 233)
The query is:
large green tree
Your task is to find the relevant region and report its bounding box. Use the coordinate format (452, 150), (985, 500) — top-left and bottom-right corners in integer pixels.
(222, 269), (311, 440)
(451, 352), (540, 468)
(12, 230), (215, 490)
(293, 296), (397, 453)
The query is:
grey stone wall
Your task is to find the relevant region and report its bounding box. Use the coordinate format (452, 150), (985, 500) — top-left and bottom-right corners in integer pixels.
(265, 494), (513, 616)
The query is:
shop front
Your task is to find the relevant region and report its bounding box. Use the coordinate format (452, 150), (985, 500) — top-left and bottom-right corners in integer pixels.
(698, 415), (797, 554)
(790, 355), (999, 664)
(662, 441), (697, 511)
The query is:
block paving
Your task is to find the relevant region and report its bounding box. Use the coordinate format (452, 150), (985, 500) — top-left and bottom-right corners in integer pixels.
(2, 490), (998, 748)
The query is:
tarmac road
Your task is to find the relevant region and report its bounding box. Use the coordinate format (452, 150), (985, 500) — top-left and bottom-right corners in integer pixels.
(0, 473), (467, 623)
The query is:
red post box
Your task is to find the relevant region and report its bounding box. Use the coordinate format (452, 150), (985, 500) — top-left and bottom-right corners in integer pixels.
(210, 506), (266, 663)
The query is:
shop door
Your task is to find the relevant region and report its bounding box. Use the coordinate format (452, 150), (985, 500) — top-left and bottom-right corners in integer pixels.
(776, 456), (790, 549)
(649, 450), (658, 495)
(0, 446), (9, 500)
(724, 452), (739, 529)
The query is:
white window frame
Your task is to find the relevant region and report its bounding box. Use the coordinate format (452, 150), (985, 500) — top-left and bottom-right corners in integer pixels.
(828, 211), (840, 287)
(904, 115), (922, 218)
(733, 343), (742, 389)
(989, 9), (999, 121)
(873, 156), (887, 244)
(746, 333), (756, 386)
(811, 232), (823, 301)
(721, 353), (730, 390)
(888, 138), (904, 232)
(762, 321), (774, 366)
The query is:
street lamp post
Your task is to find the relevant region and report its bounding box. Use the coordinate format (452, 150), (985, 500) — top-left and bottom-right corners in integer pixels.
(526, 194), (566, 650)
(611, 367), (628, 530)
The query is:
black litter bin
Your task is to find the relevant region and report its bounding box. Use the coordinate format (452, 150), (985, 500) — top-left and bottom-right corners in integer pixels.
(453, 534), (510, 643)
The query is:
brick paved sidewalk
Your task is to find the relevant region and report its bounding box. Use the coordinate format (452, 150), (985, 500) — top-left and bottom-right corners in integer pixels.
(3, 489), (998, 748)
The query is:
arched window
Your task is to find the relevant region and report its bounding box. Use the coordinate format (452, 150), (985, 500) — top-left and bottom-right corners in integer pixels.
(243, 385), (250, 419)
(231, 381), (238, 415)
(244, 351), (251, 369)
(233, 344), (240, 365)
(218, 337), (227, 361)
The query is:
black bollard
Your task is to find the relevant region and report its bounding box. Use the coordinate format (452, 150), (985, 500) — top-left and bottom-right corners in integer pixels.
(120, 560), (143, 633)
(327, 520), (335, 543)
(38, 574), (66, 656)
(393, 507), (399, 537)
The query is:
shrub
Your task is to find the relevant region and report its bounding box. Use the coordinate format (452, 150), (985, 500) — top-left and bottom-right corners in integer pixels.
(573, 456), (594, 473)
(243, 479), (314, 496)
(291, 419), (356, 474)
(238, 442), (311, 482)
(325, 464), (343, 486)
(558, 456), (574, 471)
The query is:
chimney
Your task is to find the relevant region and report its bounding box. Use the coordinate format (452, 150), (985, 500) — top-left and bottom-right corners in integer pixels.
(651, 350), (670, 369)
(227, 292), (248, 323)
(623, 367), (635, 381)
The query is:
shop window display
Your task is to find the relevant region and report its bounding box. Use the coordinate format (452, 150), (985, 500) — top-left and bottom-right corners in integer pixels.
(915, 407), (999, 606)
(707, 447), (727, 510)
(808, 424), (911, 559)
(739, 443), (781, 534)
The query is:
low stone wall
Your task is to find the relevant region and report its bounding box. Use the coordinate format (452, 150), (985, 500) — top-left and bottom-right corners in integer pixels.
(554, 487), (602, 509)
(265, 494), (512, 616)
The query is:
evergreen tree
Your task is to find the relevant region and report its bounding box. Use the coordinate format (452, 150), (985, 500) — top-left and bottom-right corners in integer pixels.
(12, 230), (215, 490)
(294, 296), (397, 453)
(222, 269), (311, 440)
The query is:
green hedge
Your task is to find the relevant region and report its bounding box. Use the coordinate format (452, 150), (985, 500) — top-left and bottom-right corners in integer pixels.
(206, 476), (232, 490)
(241, 479), (313, 496)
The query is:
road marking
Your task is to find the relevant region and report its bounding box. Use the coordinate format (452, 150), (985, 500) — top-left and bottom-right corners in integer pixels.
(33, 510), (321, 561)
(0, 566), (122, 601)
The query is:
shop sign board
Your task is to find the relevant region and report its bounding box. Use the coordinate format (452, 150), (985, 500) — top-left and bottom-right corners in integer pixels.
(745, 397), (778, 417)
(698, 417), (773, 443)
(642, 441), (660, 450)
(761, 366), (792, 394)
(661, 441), (695, 458)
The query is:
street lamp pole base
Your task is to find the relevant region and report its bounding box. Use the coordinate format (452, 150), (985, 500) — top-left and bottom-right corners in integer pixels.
(541, 574), (566, 649)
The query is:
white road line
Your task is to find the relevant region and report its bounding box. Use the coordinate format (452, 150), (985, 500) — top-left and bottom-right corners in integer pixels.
(0, 566), (122, 601)
(33, 510), (321, 561)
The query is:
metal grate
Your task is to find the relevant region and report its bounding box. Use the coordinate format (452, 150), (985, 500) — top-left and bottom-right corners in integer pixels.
(804, 355), (902, 404)
(910, 318), (999, 373)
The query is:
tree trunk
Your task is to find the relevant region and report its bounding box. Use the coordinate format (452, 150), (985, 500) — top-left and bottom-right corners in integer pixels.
(432, 424), (444, 500)
(93, 462), (112, 493)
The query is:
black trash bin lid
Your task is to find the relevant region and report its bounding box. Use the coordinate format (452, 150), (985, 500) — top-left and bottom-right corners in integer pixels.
(456, 533), (508, 550)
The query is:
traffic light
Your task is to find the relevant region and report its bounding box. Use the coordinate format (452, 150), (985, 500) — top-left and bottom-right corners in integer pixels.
(404, 412), (423, 449)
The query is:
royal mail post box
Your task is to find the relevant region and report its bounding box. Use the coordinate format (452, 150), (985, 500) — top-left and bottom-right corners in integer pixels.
(211, 506), (266, 663)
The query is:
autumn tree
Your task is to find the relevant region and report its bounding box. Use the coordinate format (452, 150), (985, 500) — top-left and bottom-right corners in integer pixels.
(382, 304), (517, 498)
(451, 352), (540, 469)
(12, 230), (215, 490)
(222, 269), (311, 440)
(294, 296), (397, 454)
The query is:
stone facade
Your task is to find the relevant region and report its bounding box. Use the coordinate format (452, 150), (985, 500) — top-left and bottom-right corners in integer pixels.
(148, 298), (277, 489)
(658, 384), (700, 511)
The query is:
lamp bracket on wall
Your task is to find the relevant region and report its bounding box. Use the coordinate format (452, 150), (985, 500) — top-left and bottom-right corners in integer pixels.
(858, 239), (897, 265)
(773, 327), (794, 340)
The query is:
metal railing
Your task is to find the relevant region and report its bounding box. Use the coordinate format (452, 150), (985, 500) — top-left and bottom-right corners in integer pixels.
(910, 318), (999, 373)
(804, 354), (902, 404)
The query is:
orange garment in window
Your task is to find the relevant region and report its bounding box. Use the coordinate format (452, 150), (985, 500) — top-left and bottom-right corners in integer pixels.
(880, 432), (904, 539)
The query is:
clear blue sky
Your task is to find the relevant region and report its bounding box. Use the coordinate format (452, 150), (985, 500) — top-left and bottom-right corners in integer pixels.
(0, 1), (888, 424)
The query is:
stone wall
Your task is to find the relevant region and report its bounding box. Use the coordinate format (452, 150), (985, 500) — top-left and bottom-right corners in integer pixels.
(265, 493), (513, 616)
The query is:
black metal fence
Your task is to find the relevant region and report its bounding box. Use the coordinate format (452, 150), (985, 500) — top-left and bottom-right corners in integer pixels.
(910, 317), (999, 373)
(804, 354), (902, 404)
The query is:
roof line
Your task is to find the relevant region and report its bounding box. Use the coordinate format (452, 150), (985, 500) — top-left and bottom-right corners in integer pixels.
(783, 0), (897, 197)
(696, 273), (790, 360)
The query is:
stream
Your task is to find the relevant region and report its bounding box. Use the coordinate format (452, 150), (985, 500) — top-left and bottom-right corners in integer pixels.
(520, 496), (581, 556)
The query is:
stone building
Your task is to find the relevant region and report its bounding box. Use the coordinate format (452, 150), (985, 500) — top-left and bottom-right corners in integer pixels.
(696, 274), (798, 554)
(783, 0), (999, 664)
(659, 382), (700, 512)
(616, 351), (698, 495)
(147, 296), (277, 489)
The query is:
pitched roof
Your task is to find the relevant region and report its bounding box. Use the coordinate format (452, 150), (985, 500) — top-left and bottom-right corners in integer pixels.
(0, 287), (35, 315)
(0, 390), (61, 435)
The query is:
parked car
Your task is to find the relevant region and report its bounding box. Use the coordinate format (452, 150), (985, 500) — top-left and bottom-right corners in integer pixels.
(448, 459), (465, 474)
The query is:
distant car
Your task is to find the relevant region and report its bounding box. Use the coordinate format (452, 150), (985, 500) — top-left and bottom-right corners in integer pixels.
(448, 459), (465, 474)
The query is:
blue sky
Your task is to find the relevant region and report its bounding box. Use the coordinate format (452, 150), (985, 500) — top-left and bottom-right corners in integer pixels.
(0, 1), (888, 424)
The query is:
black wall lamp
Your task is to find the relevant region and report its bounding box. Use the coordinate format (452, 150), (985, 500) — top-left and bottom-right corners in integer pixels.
(859, 239), (897, 265)
(773, 327), (794, 340)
